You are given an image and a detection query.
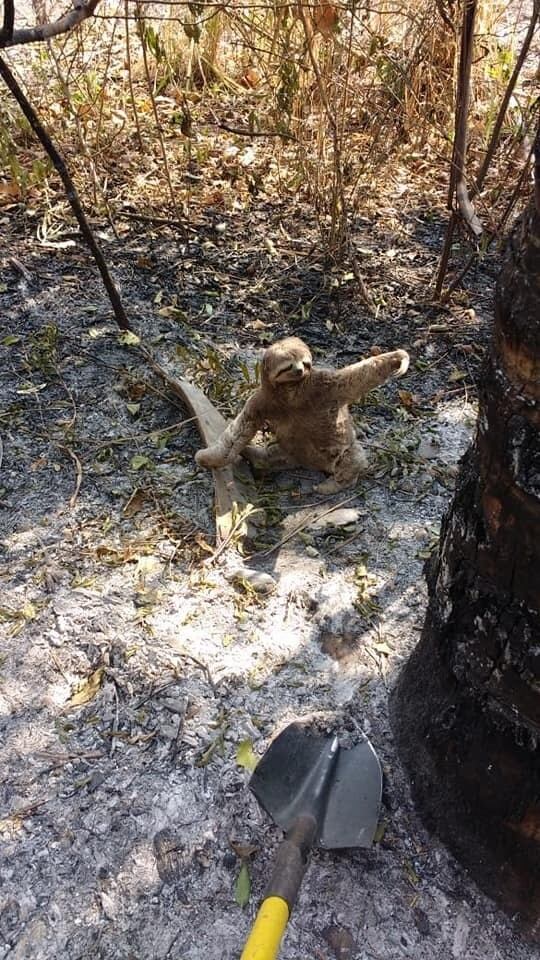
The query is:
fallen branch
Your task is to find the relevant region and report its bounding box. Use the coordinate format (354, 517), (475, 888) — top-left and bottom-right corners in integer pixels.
(0, 0), (102, 48)
(138, 346), (261, 548)
(0, 55), (131, 331)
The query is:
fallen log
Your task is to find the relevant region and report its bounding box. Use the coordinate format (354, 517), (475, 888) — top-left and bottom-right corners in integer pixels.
(140, 349), (260, 549)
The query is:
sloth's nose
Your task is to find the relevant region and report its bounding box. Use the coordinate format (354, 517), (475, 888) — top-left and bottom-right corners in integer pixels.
(293, 361), (304, 373)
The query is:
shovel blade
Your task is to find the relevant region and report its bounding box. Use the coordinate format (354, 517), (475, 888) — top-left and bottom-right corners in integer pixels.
(250, 723), (382, 851)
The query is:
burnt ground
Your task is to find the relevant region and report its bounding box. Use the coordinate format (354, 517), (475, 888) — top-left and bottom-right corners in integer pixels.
(0, 194), (537, 960)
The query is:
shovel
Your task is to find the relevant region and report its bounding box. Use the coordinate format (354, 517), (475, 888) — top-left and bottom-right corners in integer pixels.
(240, 722), (382, 960)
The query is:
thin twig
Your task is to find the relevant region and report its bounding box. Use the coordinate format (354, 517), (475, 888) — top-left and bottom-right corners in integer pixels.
(115, 210), (193, 232)
(210, 117), (296, 141)
(82, 417), (197, 449)
(57, 444), (83, 507)
(179, 652), (217, 696)
(109, 682), (120, 757)
(441, 138), (537, 300)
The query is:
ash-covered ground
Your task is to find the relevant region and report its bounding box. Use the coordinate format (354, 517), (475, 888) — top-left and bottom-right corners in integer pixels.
(1, 201), (536, 960)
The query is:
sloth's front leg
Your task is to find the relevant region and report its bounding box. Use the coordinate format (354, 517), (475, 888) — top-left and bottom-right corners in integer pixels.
(334, 350), (409, 403)
(195, 409), (258, 469)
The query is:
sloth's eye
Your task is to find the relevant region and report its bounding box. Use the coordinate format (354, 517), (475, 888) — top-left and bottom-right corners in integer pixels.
(303, 360), (312, 369)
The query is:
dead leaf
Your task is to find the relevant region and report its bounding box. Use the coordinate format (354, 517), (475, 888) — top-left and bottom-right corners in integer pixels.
(123, 488), (147, 517)
(313, 2), (339, 37)
(126, 381), (147, 402)
(241, 67), (261, 88)
(0, 180), (21, 204)
(229, 839), (258, 859)
(194, 532), (214, 555)
(321, 923), (354, 959)
(398, 389), (415, 409)
(130, 454), (152, 471)
(201, 189), (225, 207)
(65, 666), (105, 708)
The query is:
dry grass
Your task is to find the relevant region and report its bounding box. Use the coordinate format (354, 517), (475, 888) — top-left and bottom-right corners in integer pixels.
(1, 0), (537, 259)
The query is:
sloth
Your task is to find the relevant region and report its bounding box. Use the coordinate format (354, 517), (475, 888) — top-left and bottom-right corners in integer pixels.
(195, 336), (410, 493)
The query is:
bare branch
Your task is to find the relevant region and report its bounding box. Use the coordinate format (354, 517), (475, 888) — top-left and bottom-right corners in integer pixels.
(453, 0), (482, 238)
(0, 0), (101, 48)
(0, 55), (131, 330)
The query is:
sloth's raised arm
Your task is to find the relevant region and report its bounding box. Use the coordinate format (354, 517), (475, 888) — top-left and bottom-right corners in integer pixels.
(195, 399), (262, 469)
(331, 350), (409, 403)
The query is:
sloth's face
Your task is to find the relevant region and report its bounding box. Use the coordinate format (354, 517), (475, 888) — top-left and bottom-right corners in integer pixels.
(263, 337), (313, 386)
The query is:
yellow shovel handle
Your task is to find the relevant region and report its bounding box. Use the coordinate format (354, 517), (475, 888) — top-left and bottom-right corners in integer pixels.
(240, 896), (290, 960)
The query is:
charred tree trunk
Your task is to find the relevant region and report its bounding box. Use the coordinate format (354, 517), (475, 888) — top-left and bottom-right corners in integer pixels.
(391, 142), (540, 934)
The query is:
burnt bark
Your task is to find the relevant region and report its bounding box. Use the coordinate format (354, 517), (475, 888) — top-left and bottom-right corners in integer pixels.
(392, 172), (540, 932)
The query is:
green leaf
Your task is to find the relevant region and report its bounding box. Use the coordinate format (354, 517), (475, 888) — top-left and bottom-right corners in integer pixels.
(126, 403), (140, 415)
(236, 739), (258, 773)
(373, 820), (387, 843)
(118, 330), (140, 346)
(130, 454), (151, 471)
(235, 862), (251, 908)
(2, 334), (21, 346)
